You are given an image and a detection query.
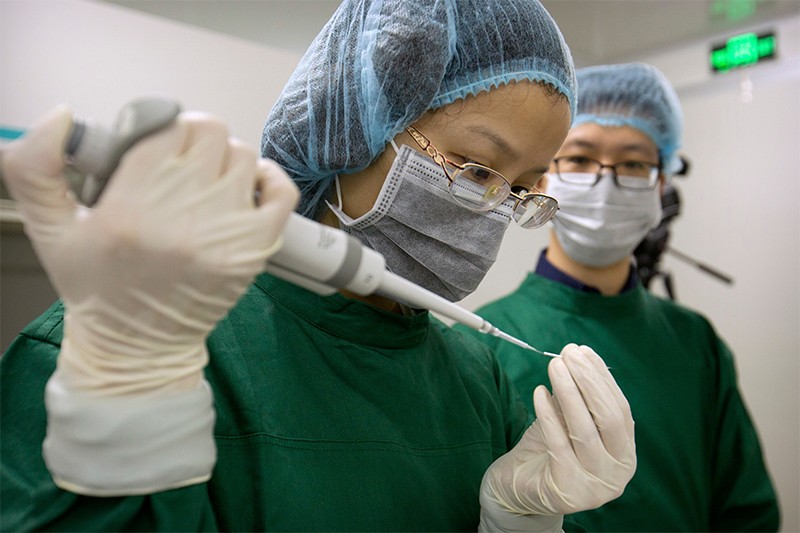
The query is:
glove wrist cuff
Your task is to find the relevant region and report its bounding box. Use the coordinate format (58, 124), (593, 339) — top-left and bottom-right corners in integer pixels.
(478, 506), (563, 533)
(43, 372), (216, 496)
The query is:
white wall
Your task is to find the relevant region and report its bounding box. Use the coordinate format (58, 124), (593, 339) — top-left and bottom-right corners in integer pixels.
(465, 15), (800, 533)
(0, 0), (301, 146)
(0, 0), (302, 348)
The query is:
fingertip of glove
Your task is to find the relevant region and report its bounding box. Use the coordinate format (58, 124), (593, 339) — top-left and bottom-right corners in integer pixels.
(256, 159), (300, 208)
(560, 344), (599, 368)
(531, 384), (550, 410)
(257, 158), (290, 183)
(34, 105), (75, 143)
(2, 105), (74, 183)
(559, 342), (580, 357)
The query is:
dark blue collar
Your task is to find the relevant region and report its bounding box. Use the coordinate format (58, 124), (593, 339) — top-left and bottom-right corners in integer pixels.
(534, 250), (639, 294)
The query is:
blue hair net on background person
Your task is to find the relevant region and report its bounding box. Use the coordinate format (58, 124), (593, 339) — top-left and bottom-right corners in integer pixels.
(261, 0), (576, 219)
(573, 63), (684, 175)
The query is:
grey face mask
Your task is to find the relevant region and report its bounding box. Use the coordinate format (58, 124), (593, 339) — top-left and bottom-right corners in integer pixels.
(327, 144), (513, 302)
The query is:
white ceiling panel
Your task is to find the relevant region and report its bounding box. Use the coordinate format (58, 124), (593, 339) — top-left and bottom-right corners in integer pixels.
(102, 0), (800, 65)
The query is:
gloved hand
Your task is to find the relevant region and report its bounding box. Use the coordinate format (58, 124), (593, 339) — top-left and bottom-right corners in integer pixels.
(479, 344), (636, 532)
(1, 105), (299, 495)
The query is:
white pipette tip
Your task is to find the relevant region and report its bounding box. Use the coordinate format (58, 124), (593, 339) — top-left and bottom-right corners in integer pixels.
(490, 327), (561, 358)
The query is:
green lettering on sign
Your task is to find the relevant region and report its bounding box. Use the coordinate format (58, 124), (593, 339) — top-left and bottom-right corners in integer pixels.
(710, 31), (776, 73)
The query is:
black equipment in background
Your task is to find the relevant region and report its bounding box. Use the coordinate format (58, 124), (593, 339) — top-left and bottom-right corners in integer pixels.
(634, 156), (734, 300)
(634, 183), (681, 297)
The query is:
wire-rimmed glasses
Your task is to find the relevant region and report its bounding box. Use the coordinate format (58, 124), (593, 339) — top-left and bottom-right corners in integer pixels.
(405, 126), (559, 229)
(552, 156), (661, 190)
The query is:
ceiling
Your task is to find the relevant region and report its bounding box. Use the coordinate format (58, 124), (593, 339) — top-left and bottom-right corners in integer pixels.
(104, 0), (800, 66)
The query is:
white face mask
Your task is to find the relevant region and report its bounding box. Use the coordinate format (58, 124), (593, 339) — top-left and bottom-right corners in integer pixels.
(327, 144), (513, 302)
(547, 172), (661, 267)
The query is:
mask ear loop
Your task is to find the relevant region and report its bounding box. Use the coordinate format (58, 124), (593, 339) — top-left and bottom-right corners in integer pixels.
(334, 174), (344, 210)
(330, 139), (400, 212)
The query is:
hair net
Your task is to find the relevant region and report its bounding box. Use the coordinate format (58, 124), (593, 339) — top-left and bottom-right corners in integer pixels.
(261, 0), (576, 219)
(573, 63), (683, 175)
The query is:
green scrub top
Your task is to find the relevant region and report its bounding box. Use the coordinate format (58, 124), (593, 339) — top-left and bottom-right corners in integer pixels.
(458, 272), (780, 532)
(0, 274), (530, 532)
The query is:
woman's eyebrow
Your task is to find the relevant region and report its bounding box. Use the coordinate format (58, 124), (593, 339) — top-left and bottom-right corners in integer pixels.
(464, 125), (520, 159)
(465, 125), (551, 175)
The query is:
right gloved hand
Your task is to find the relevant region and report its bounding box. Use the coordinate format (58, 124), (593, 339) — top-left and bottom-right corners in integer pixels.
(0, 105), (299, 495)
(479, 344), (636, 532)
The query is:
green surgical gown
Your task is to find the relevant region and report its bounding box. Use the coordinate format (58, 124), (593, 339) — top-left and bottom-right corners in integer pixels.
(0, 274), (530, 532)
(458, 272), (780, 532)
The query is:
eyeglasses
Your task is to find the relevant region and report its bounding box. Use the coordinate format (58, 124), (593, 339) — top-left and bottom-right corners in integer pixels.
(552, 156), (661, 190)
(405, 126), (559, 229)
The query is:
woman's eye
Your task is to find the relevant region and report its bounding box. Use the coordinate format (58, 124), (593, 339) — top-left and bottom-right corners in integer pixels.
(620, 161), (646, 170)
(557, 155), (596, 172)
(566, 156), (591, 164)
(471, 166), (493, 180)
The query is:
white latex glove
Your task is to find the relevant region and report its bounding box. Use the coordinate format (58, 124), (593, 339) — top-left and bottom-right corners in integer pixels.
(1, 105), (299, 495)
(479, 344), (636, 532)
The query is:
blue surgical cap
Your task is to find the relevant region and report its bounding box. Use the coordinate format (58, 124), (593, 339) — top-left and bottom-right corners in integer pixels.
(574, 63), (684, 175)
(261, 0), (576, 218)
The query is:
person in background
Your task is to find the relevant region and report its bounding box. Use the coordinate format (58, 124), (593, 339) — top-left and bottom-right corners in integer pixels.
(458, 62), (780, 531)
(0, 1), (637, 531)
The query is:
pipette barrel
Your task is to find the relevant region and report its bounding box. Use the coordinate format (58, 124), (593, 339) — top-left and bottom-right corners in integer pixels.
(378, 271), (491, 333)
(378, 272), (558, 356)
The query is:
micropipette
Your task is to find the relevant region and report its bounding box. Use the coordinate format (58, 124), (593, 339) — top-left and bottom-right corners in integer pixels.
(63, 96), (558, 358)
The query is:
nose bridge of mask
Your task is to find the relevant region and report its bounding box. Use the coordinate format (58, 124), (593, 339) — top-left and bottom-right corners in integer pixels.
(402, 151), (514, 222)
(391, 140), (514, 221)
(599, 166), (618, 185)
(549, 170), (611, 207)
(449, 174), (511, 212)
(331, 144), (513, 229)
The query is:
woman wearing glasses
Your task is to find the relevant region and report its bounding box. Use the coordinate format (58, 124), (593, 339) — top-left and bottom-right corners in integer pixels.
(460, 63), (780, 531)
(0, 1), (636, 531)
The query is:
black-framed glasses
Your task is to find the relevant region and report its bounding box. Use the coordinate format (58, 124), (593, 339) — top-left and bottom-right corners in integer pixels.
(405, 126), (559, 229)
(552, 155), (661, 190)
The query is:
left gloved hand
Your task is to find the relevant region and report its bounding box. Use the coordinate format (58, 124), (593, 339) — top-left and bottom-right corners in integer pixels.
(0, 104), (299, 496)
(479, 344), (636, 532)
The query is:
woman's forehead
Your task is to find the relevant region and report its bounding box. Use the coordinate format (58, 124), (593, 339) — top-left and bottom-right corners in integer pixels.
(426, 82), (571, 148)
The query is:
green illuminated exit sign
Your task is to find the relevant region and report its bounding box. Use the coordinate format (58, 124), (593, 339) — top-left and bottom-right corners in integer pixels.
(710, 31), (776, 73)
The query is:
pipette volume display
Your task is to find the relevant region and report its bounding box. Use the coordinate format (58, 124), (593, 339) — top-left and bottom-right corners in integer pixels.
(63, 96), (551, 356)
